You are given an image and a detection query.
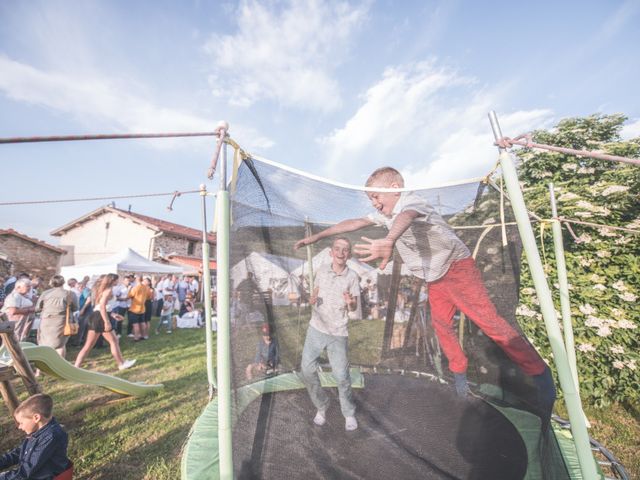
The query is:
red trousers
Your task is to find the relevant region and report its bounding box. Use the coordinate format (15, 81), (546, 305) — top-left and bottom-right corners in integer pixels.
(428, 257), (545, 376)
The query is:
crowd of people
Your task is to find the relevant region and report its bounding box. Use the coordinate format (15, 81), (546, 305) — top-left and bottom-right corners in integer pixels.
(0, 272), (209, 478)
(0, 272), (206, 372)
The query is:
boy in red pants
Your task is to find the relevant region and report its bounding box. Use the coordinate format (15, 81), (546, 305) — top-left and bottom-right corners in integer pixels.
(295, 167), (555, 412)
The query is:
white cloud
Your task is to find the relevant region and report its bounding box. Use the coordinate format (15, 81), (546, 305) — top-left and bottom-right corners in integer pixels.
(621, 118), (640, 140)
(405, 108), (555, 187)
(0, 54), (274, 152)
(204, 0), (369, 112)
(318, 60), (554, 186)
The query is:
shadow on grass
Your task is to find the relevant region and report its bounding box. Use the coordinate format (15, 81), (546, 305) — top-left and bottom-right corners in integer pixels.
(74, 423), (192, 480)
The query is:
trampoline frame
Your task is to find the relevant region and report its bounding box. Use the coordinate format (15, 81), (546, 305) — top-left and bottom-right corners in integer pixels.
(188, 112), (605, 479)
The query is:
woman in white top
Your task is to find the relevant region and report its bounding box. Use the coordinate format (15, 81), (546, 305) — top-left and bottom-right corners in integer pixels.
(74, 273), (136, 371)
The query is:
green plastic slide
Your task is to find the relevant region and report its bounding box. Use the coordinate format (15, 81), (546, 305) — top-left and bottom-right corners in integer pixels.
(0, 342), (163, 397)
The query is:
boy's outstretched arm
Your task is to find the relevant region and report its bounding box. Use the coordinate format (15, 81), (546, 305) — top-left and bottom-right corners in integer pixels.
(354, 210), (420, 269)
(294, 217), (373, 250)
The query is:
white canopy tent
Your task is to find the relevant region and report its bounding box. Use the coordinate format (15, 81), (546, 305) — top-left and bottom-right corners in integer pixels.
(231, 252), (305, 305)
(60, 248), (184, 279)
(231, 252), (291, 291)
(291, 247), (377, 285)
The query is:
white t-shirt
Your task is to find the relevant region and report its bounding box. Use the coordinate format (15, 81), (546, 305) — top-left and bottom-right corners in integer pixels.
(1, 291), (33, 321)
(367, 191), (470, 282)
(161, 298), (175, 316)
(112, 284), (131, 308)
(309, 265), (360, 337)
(162, 278), (176, 294)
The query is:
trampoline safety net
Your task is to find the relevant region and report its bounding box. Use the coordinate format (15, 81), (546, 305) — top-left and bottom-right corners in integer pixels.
(224, 158), (571, 480)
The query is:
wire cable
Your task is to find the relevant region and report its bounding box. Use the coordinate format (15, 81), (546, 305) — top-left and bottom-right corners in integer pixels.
(0, 189), (201, 207)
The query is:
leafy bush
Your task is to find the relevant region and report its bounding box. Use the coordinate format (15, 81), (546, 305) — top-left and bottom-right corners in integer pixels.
(514, 114), (640, 407)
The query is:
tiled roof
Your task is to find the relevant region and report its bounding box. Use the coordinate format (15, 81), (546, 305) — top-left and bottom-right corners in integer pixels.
(115, 209), (216, 243)
(167, 254), (217, 272)
(51, 206), (216, 244)
(0, 228), (66, 254)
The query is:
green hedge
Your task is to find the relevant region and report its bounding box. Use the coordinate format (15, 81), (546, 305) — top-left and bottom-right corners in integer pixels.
(514, 114), (639, 407)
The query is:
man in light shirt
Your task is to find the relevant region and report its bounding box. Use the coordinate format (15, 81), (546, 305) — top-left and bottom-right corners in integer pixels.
(1, 278), (35, 341)
(298, 237), (360, 432)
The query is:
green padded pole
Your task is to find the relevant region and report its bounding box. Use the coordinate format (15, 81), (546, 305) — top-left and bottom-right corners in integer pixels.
(216, 125), (234, 480)
(488, 112), (599, 480)
(549, 183), (590, 429)
(548, 183), (580, 390)
(200, 184), (216, 395)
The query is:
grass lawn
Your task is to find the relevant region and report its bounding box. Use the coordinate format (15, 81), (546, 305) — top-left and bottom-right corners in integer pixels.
(1, 322), (210, 480)
(1, 314), (638, 479)
(556, 402), (640, 479)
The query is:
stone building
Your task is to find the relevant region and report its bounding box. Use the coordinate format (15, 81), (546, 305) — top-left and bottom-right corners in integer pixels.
(0, 229), (66, 281)
(0, 251), (13, 277)
(51, 206), (216, 267)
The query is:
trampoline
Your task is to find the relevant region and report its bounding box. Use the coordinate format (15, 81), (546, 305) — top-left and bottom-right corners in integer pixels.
(233, 374), (529, 480)
(0, 116), (629, 480)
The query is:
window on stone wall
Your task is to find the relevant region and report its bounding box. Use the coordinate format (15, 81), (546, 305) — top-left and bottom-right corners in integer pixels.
(187, 241), (195, 255)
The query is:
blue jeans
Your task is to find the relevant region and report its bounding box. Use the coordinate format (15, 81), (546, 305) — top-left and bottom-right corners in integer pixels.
(157, 314), (172, 332)
(300, 326), (355, 418)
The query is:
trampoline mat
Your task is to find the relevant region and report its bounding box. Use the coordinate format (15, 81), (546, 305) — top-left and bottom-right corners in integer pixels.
(233, 374), (528, 479)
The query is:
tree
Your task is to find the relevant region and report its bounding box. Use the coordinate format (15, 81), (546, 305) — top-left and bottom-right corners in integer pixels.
(515, 114), (640, 407)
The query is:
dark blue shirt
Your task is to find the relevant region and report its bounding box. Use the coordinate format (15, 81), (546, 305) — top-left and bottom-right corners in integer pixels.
(254, 338), (279, 367)
(0, 418), (70, 480)
(79, 287), (91, 310)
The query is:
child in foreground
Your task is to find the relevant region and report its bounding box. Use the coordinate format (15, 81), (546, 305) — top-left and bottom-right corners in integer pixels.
(295, 167), (555, 413)
(298, 237), (360, 431)
(0, 394), (71, 480)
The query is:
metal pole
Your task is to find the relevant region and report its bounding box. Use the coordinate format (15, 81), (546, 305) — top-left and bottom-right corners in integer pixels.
(488, 111), (599, 480)
(215, 121), (234, 480)
(498, 137), (640, 166)
(0, 131), (217, 144)
(200, 184), (217, 396)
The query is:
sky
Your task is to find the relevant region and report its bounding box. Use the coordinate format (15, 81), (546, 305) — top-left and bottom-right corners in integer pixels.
(1, 0), (639, 245)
